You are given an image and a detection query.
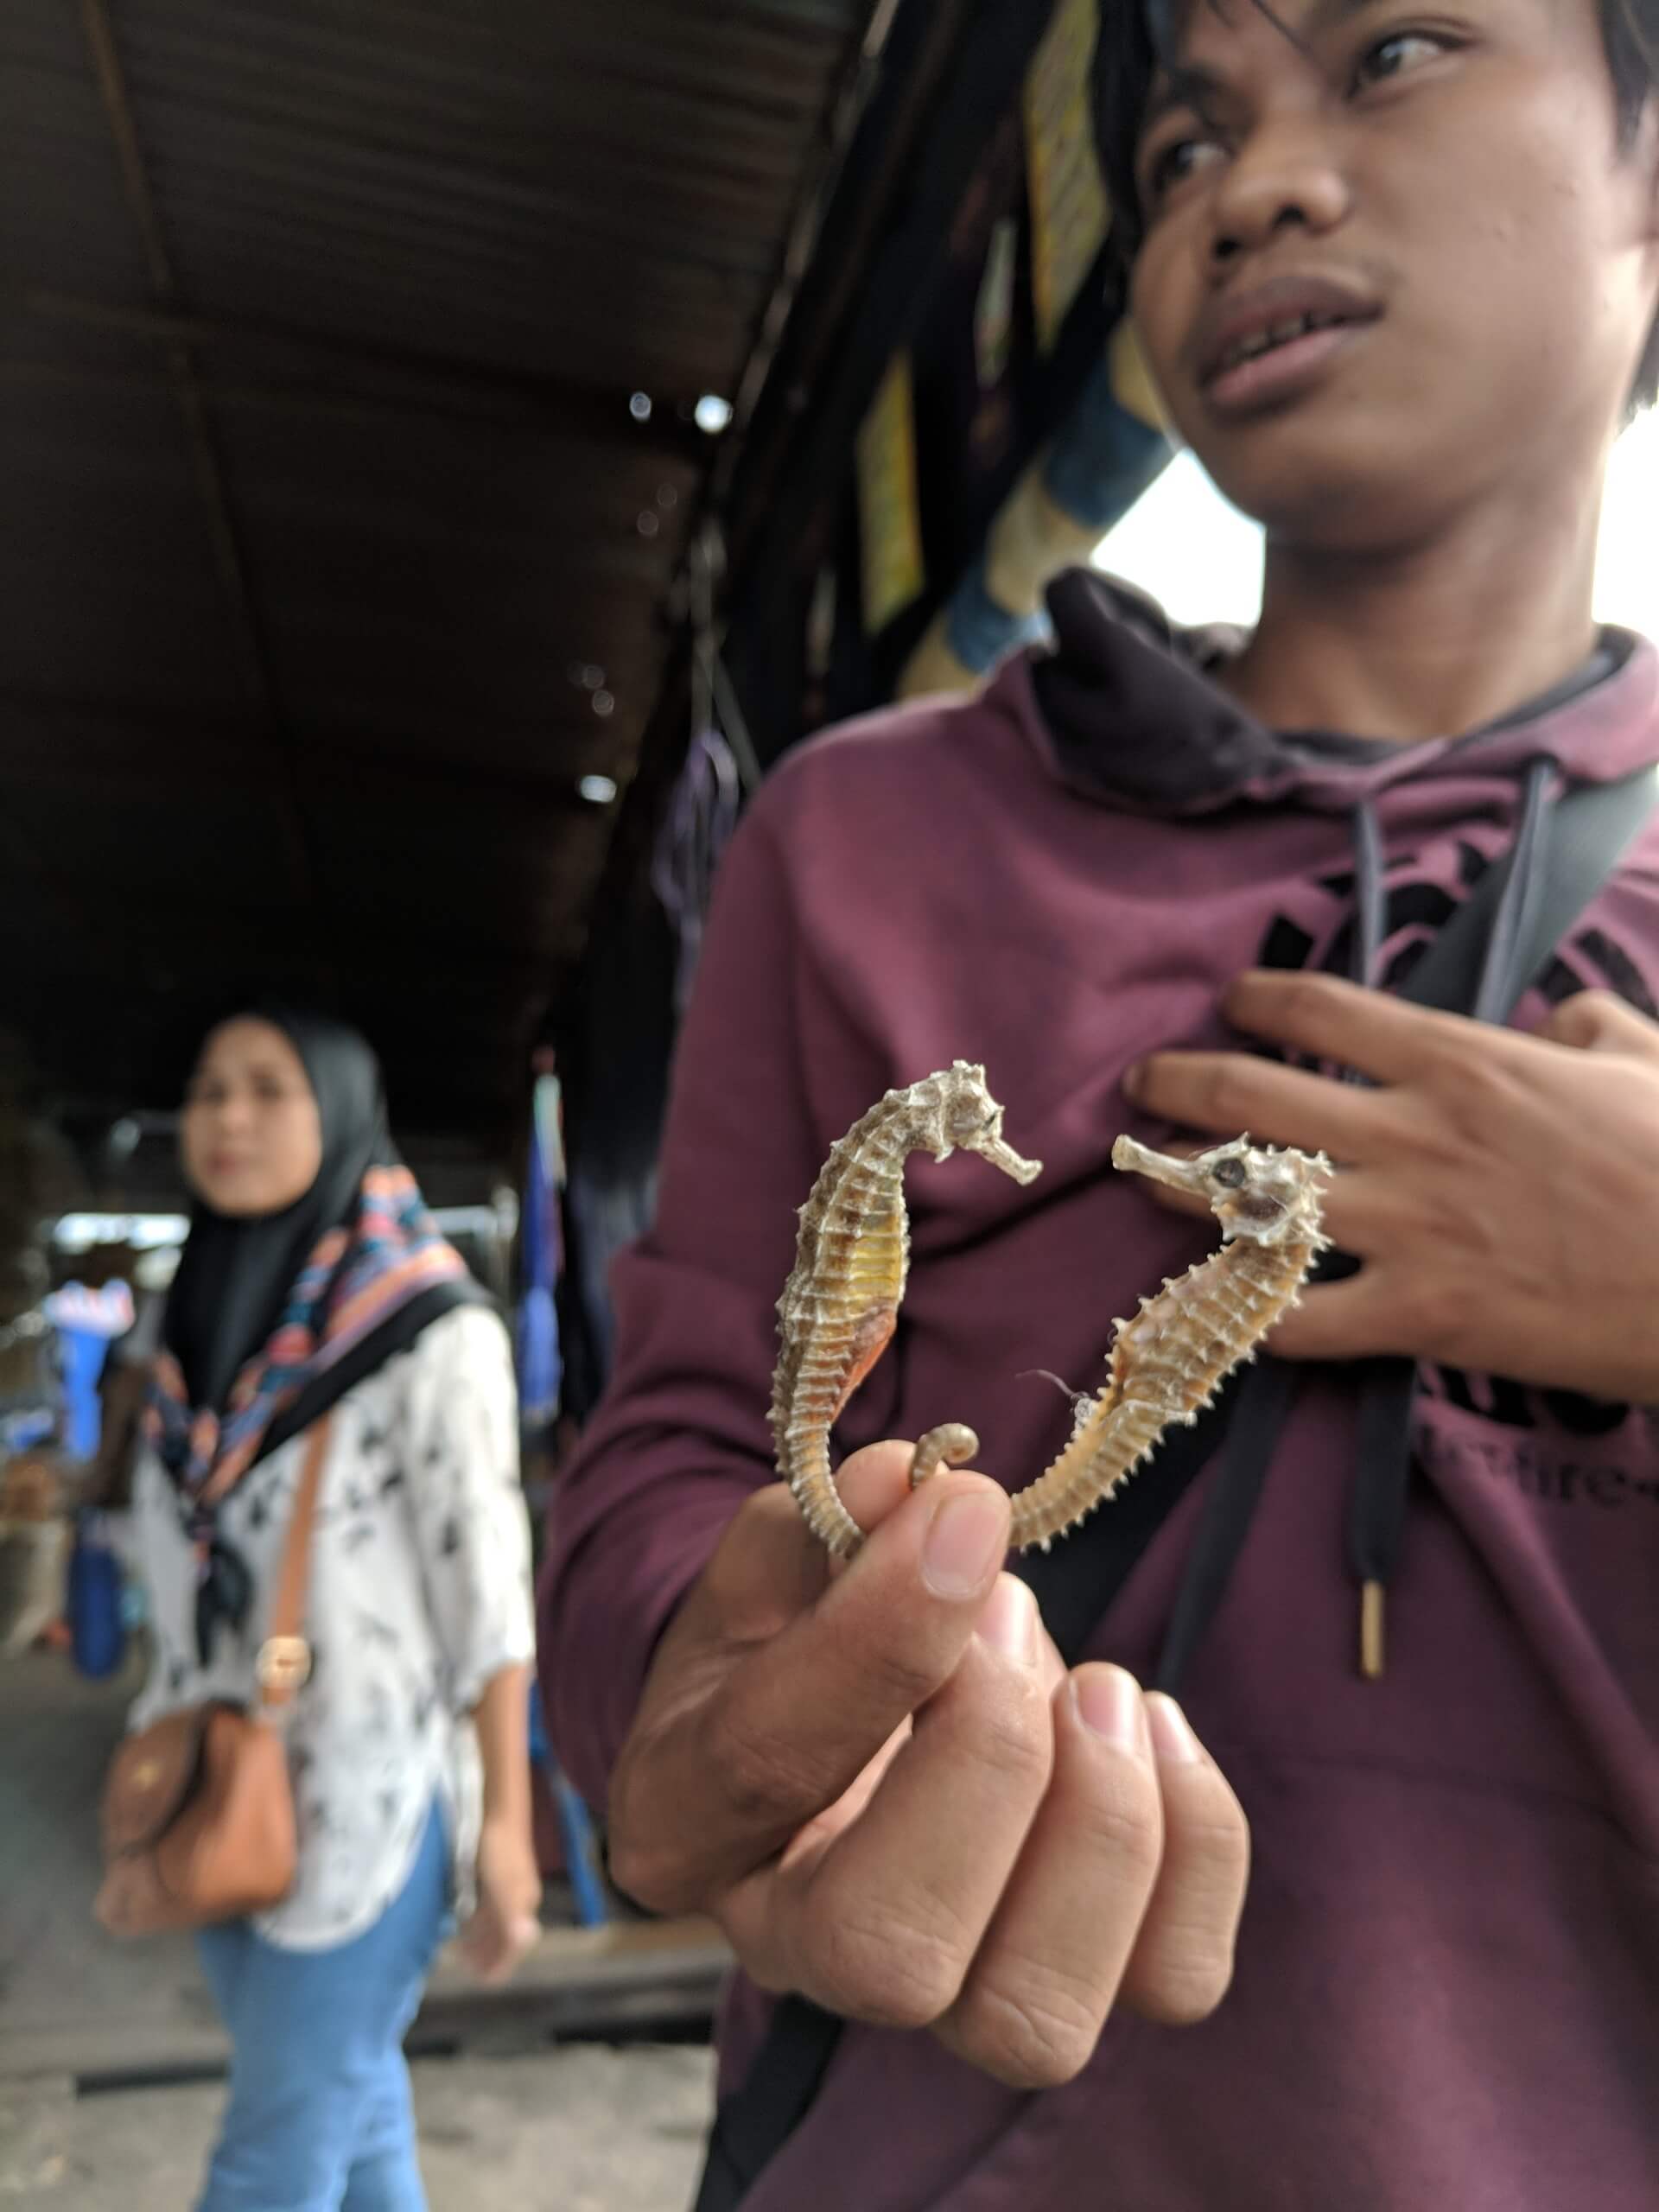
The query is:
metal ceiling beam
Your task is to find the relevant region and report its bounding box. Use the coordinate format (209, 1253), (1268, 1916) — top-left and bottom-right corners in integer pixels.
(0, 689), (632, 806)
(16, 288), (709, 460)
(77, 0), (326, 951)
(0, 923), (583, 1002)
(7, 951), (569, 1007)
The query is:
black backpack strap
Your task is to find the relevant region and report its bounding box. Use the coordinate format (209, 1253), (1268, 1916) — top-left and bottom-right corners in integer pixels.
(694, 1995), (847, 2212)
(1397, 760), (1657, 1020)
(690, 761), (1658, 2212)
(1332, 759), (1659, 1675)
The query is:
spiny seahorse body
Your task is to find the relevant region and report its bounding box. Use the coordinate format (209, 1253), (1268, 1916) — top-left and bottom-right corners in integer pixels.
(770, 1063), (1040, 1558)
(1006, 1172), (1327, 1552)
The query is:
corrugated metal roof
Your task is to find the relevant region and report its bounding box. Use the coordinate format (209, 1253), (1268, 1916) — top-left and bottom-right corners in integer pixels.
(0, 0), (868, 1149)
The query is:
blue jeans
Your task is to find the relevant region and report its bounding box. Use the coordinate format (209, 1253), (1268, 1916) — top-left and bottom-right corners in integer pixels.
(195, 1804), (450, 2211)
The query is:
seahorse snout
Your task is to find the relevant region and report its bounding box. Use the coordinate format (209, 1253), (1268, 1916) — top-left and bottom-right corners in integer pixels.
(1112, 1134), (1210, 1197)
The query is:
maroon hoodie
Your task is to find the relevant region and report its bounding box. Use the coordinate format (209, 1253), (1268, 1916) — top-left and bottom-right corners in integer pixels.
(541, 573), (1659, 2211)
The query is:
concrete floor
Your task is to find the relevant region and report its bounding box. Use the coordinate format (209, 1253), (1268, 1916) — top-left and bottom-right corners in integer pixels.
(0, 1645), (211, 2080)
(0, 2044), (717, 2208)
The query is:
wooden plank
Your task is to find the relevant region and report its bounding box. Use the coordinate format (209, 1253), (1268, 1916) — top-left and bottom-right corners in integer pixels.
(0, 1920), (732, 2086)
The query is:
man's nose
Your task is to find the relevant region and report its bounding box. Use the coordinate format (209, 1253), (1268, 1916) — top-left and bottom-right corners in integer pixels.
(1210, 130), (1350, 268)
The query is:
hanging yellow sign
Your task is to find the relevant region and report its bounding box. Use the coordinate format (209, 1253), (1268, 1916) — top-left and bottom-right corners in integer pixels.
(856, 353), (925, 636)
(1026, 0), (1110, 355)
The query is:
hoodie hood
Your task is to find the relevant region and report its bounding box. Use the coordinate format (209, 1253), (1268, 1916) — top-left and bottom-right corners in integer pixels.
(990, 567), (1659, 816)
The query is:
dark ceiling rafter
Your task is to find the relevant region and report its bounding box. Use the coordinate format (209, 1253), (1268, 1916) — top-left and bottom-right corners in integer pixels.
(15, 287), (709, 458)
(14, 899), (588, 982)
(76, 0), (327, 952)
(1, 719), (626, 819)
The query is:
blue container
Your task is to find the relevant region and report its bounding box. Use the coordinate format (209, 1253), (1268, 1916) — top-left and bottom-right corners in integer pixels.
(68, 1513), (125, 1679)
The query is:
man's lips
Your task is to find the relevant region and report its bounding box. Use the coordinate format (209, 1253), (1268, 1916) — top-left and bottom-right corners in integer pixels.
(1205, 321), (1370, 415)
(1195, 270), (1383, 391)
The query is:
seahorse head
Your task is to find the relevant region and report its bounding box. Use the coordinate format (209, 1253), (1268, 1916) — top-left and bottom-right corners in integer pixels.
(1112, 1133), (1329, 1246)
(931, 1062), (1043, 1186)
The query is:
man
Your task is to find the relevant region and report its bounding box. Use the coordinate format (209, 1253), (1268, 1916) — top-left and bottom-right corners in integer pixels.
(543, 3), (1659, 2205)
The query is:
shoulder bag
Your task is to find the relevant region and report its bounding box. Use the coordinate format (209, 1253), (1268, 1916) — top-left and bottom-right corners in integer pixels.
(94, 1415), (331, 1938)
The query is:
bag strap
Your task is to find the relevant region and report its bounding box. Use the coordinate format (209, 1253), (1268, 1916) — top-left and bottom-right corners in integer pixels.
(690, 761), (1659, 2212)
(254, 1415), (331, 1715)
(1396, 760), (1658, 1021)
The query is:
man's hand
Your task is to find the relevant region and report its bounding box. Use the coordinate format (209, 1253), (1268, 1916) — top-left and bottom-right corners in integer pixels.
(1125, 970), (1659, 1404)
(607, 1447), (1249, 2090)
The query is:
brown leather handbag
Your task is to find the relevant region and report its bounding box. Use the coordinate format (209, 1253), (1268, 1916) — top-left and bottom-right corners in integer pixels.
(94, 1418), (330, 1939)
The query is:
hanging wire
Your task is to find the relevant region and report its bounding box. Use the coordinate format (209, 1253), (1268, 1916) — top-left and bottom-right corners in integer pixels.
(652, 526), (753, 1014)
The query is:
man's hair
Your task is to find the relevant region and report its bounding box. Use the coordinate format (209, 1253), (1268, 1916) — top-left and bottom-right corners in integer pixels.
(1097, 0), (1659, 410)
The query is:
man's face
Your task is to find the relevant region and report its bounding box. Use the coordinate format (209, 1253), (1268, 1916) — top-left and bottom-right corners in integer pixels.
(1127, 0), (1659, 549)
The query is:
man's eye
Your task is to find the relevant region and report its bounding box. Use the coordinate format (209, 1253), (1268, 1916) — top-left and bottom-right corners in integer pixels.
(1145, 134), (1222, 202)
(1353, 29), (1451, 88)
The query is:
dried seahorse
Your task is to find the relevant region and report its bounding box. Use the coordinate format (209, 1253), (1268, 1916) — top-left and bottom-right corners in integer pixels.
(772, 1066), (1328, 1558)
(968, 1134), (1332, 1552)
(770, 1062), (1041, 1557)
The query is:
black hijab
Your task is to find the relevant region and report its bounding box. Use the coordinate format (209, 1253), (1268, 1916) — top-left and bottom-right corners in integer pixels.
(166, 1010), (392, 1419)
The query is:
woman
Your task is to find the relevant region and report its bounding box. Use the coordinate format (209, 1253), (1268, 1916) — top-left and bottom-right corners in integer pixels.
(126, 1007), (540, 2211)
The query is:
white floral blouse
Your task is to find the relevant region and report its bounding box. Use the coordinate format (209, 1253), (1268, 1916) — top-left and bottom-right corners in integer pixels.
(130, 1305), (535, 1950)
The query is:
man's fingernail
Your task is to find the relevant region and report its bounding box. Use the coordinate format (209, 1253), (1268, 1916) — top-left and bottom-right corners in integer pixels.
(921, 1489), (1008, 1599)
(1073, 1666), (1147, 1750)
(978, 1574), (1039, 1665)
(1146, 1692), (1204, 1764)
(1122, 1060), (1145, 1102)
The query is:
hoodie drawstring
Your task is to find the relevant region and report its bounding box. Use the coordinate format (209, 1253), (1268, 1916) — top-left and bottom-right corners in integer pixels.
(1155, 759), (1558, 1694)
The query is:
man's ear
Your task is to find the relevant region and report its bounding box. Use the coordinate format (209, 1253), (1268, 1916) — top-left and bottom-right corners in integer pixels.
(1633, 97), (1659, 379)
(1643, 117), (1659, 414)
